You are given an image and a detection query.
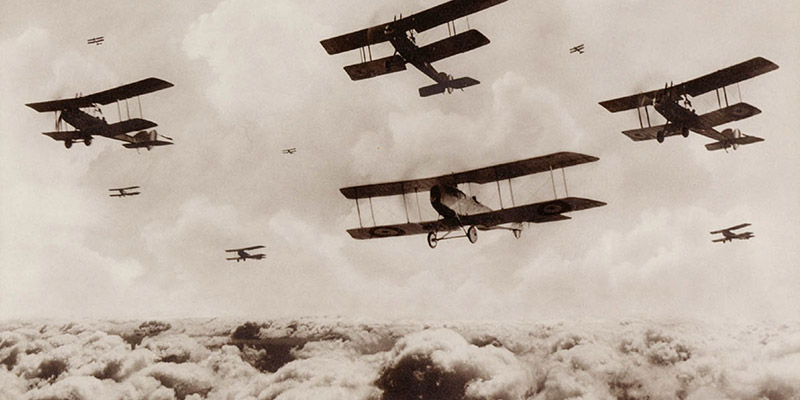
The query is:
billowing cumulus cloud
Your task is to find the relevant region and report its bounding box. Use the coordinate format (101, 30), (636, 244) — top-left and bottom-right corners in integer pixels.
(2, 319), (800, 399)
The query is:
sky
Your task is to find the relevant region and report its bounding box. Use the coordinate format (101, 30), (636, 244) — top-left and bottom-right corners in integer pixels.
(0, 0), (798, 322)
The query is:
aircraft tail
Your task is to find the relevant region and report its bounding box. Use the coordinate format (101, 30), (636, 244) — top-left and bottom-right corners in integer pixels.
(123, 129), (173, 150)
(419, 77), (480, 97)
(705, 129), (764, 151)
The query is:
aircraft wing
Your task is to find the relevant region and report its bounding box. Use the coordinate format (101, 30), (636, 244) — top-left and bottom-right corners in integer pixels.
(320, 0), (507, 55)
(340, 152), (599, 199)
(344, 55), (407, 81)
(599, 58), (778, 113)
(621, 124), (680, 142)
(417, 29), (489, 63)
(41, 130), (83, 142)
(599, 91), (659, 113)
(711, 238), (727, 243)
(225, 245), (265, 252)
(679, 57), (778, 97)
(346, 197), (605, 240)
(697, 102), (761, 127)
(709, 223), (751, 234)
(26, 78), (173, 112)
(102, 118), (158, 137)
(109, 186), (140, 191)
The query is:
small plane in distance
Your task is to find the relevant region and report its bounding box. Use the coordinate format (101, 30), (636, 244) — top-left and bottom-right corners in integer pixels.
(282, 148), (297, 154)
(225, 245), (266, 262)
(320, 0), (508, 97)
(87, 36), (104, 46)
(26, 77), (174, 150)
(599, 57), (778, 151)
(340, 152), (606, 248)
(710, 223), (754, 243)
(109, 186), (140, 198)
(569, 44), (584, 54)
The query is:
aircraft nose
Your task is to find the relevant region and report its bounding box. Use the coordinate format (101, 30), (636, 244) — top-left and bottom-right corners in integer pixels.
(429, 185), (441, 202)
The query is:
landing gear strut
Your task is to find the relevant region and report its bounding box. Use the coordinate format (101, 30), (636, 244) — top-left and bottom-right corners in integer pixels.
(84, 136), (92, 146)
(513, 229), (522, 239)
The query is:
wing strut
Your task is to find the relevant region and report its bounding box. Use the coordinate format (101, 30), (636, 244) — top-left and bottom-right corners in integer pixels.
(368, 197), (377, 226)
(401, 184), (410, 223)
(508, 179), (515, 207)
(354, 189), (364, 228)
(494, 169), (504, 209)
(549, 166), (557, 199)
(562, 168), (569, 197)
(415, 189), (423, 221)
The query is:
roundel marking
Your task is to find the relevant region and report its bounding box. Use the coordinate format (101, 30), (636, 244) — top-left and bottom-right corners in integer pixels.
(731, 104), (747, 117)
(539, 200), (570, 215)
(369, 226), (405, 237)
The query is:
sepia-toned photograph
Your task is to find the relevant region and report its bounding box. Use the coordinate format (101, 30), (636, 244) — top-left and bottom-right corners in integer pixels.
(1, 0), (799, 398)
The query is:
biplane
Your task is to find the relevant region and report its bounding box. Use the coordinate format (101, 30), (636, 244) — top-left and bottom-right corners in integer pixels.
(340, 152), (606, 248)
(599, 57), (778, 151)
(570, 44), (584, 54)
(108, 186), (140, 198)
(25, 77), (174, 150)
(710, 223), (754, 243)
(225, 245), (266, 262)
(320, 0), (507, 97)
(282, 148), (297, 154)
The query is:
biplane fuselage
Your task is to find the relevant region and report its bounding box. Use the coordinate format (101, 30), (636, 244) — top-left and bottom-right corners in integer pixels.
(652, 92), (700, 135)
(430, 185), (490, 220)
(61, 108), (108, 135)
(388, 34), (444, 84)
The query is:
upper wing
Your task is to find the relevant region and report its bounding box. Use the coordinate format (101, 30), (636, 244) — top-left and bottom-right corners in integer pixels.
(109, 186), (140, 191)
(225, 245), (265, 252)
(26, 78), (173, 112)
(600, 58), (778, 113)
(679, 57), (778, 97)
(340, 152), (599, 199)
(696, 102), (761, 127)
(710, 223), (751, 234)
(417, 29), (489, 63)
(320, 0), (506, 55)
(599, 90), (658, 113)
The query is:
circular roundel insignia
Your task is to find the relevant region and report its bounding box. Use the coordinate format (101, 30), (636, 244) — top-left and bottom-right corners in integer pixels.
(731, 104), (746, 117)
(539, 200), (571, 215)
(369, 226), (405, 237)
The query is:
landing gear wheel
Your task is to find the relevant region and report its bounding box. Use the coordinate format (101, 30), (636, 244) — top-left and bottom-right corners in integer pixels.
(427, 232), (438, 249)
(656, 131), (665, 143)
(65, 139), (73, 149)
(467, 226), (478, 244)
(84, 136), (92, 146)
(681, 127), (689, 138)
(513, 229), (522, 239)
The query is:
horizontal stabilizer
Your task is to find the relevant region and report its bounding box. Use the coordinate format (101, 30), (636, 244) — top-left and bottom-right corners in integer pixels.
(122, 140), (173, 149)
(418, 29), (489, 64)
(704, 135), (763, 151)
(419, 77), (480, 97)
(344, 55), (407, 81)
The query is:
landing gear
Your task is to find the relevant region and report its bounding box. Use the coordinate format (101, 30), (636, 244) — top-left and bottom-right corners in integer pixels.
(681, 127), (689, 138)
(656, 130), (665, 143)
(65, 139), (73, 149)
(427, 232), (438, 249)
(513, 229), (522, 239)
(84, 136), (92, 146)
(467, 226), (477, 244)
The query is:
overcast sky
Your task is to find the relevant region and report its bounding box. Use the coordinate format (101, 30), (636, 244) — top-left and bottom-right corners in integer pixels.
(0, 0), (798, 322)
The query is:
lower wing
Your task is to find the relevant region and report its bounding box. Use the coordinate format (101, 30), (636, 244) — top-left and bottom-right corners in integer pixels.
(621, 125), (681, 142)
(345, 197), (605, 240)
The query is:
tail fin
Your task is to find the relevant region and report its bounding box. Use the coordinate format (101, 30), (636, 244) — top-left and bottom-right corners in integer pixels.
(419, 77), (480, 97)
(705, 129), (764, 151)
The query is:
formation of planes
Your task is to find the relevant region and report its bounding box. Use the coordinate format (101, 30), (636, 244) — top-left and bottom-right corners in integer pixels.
(25, 0), (773, 257)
